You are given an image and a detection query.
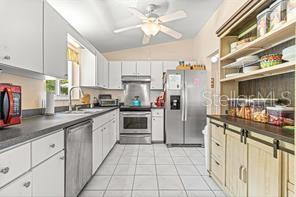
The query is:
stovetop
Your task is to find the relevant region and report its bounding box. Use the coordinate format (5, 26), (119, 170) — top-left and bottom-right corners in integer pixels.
(120, 106), (151, 112)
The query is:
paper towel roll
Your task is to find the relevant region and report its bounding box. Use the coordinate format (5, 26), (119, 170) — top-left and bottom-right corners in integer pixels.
(45, 92), (55, 115)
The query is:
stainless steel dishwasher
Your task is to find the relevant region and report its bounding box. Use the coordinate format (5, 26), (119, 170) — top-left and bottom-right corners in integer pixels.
(65, 120), (93, 197)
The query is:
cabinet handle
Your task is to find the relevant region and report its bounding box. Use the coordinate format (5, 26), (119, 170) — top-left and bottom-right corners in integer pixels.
(49, 144), (56, 148)
(215, 142), (220, 147)
(23, 181), (31, 188)
(3, 55), (11, 60)
(0, 167), (9, 174)
(242, 167), (247, 183)
(215, 161), (220, 166)
(60, 156), (65, 160)
(239, 166), (243, 181)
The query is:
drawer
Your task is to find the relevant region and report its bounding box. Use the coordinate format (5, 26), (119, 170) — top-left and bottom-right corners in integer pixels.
(0, 143), (30, 188)
(152, 109), (164, 117)
(32, 130), (64, 167)
(211, 123), (225, 142)
(0, 172), (32, 197)
(211, 157), (224, 184)
(93, 110), (116, 130)
(211, 138), (224, 164)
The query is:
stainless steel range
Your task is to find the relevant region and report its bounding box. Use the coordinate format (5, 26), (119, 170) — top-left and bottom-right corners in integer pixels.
(120, 76), (152, 144)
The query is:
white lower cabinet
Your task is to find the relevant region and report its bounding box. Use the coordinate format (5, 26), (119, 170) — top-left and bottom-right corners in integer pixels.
(32, 151), (64, 197)
(152, 109), (164, 142)
(92, 128), (103, 174)
(0, 172), (32, 197)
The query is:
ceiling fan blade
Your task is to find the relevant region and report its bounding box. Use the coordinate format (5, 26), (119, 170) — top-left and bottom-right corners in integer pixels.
(128, 7), (147, 20)
(113, 25), (141, 33)
(142, 34), (151, 45)
(158, 10), (187, 23)
(160, 25), (182, 39)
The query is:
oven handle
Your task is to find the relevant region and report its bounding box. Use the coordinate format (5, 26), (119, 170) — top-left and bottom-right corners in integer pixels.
(120, 112), (151, 115)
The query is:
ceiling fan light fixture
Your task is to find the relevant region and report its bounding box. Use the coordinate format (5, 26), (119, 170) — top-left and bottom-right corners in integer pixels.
(141, 22), (160, 36)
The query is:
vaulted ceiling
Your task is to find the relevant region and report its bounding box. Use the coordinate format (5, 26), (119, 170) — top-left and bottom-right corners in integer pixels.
(48, 0), (223, 53)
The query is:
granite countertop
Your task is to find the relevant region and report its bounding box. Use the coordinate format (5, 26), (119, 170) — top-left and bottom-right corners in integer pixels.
(0, 107), (118, 151)
(207, 115), (294, 144)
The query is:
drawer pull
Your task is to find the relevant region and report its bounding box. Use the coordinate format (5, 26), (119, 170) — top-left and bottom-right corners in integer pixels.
(215, 142), (220, 147)
(49, 144), (56, 148)
(215, 161), (220, 166)
(23, 181), (31, 188)
(59, 156), (65, 160)
(0, 167), (9, 174)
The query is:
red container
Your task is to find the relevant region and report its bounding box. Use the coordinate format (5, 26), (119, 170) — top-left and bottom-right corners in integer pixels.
(0, 83), (22, 127)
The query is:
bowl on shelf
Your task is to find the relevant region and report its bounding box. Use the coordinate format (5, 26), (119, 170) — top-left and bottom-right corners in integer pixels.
(260, 54), (283, 68)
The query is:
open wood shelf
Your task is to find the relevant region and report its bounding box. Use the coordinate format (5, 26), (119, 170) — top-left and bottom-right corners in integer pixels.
(220, 19), (296, 62)
(220, 61), (295, 82)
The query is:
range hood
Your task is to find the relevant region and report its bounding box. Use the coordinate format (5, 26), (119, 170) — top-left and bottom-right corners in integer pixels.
(122, 76), (151, 83)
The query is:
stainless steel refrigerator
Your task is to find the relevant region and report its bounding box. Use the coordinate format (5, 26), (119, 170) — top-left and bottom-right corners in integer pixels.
(165, 70), (207, 145)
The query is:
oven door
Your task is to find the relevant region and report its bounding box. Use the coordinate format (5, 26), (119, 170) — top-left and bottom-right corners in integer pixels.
(120, 112), (151, 134)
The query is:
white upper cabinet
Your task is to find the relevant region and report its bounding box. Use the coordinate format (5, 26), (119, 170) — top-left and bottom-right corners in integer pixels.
(80, 49), (97, 86)
(137, 61), (151, 76)
(150, 61), (163, 90)
(97, 52), (104, 87)
(44, 2), (68, 79)
(122, 61), (137, 76)
(163, 61), (179, 72)
(109, 61), (122, 89)
(0, 0), (43, 73)
(102, 57), (109, 88)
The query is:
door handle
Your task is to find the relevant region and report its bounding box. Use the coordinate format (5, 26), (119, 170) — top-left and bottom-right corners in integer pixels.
(184, 81), (188, 121)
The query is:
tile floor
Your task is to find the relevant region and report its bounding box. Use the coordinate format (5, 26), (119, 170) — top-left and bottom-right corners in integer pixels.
(80, 144), (226, 197)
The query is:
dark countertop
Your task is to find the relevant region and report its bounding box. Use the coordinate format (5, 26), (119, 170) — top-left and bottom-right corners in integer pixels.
(207, 115), (294, 144)
(0, 107), (118, 151)
(151, 106), (165, 109)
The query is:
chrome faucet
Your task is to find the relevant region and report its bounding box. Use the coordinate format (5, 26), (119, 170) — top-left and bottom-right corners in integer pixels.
(69, 86), (84, 112)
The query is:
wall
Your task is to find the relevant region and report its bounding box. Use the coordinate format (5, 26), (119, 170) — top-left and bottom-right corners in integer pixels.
(0, 73), (45, 110)
(193, 0), (249, 65)
(103, 39), (195, 61)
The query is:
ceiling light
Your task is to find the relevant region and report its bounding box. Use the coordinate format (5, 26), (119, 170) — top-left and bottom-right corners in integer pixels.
(141, 22), (160, 36)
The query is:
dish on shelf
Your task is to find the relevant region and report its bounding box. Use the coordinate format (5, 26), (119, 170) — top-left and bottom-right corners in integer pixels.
(257, 8), (272, 37)
(260, 54), (283, 68)
(223, 55), (259, 69)
(270, 0), (288, 31)
(243, 65), (260, 73)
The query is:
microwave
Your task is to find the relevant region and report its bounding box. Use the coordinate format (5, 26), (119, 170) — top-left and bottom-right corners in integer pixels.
(0, 84), (22, 128)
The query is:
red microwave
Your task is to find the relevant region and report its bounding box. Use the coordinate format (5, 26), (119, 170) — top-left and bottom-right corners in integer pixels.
(0, 84), (21, 127)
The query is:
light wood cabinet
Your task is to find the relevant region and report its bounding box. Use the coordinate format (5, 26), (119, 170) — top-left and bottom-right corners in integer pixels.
(0, 172), (32, 197)
(122, 61), (137, 76)
(137, 61), (151, 76)
(0, 0), (43, 73)
(247, 139), (281, 197)
(43, 2), (68, 79)
(109, 61), (122, 89)
(150, 61), (164, 90)
(32, 151), (64, 197)
(225, 130), (247, 197)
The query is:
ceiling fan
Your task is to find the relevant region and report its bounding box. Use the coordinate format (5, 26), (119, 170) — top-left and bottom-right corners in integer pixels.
(113, 4), (187, 45)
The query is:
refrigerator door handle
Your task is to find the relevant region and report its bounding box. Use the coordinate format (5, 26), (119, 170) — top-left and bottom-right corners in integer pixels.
(184, 81), (188, 121)
(181, 83), (185, 122)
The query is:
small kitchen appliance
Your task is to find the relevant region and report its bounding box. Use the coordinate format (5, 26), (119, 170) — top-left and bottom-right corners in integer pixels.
(131, 96), (141, 107)
(98, 94), (119, 107)
(0, 83), (21, 128)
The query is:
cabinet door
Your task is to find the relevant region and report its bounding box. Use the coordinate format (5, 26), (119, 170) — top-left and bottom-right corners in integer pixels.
(137, 61), (151, 76)
(110, 119), (117, 148)
(0, 172), (32, 197)
(32, 151), (64, 197)
(122, 61), (137, 75)
(109, 61), (122, 89)
(150, 61), (164, 89)
(163, 61), (178, 72)
(152, 116), (164, 142)
(225, 131), (247, 197)
(115, 109), (120, 141)
(247, 139), (281, 197)
(92, 128), (103, 174)
(0, 0), (43, 73)
(102, 126), (110, 159)
(102, 57), (109, 88)
(80, 49), (96, 86)
(97, 53), (104, 87)
(44, 2), (67, 79)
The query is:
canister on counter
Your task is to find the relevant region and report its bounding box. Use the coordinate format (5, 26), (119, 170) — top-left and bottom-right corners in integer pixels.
(267, 106), (294, 126)
(251, 99), (277, 123)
